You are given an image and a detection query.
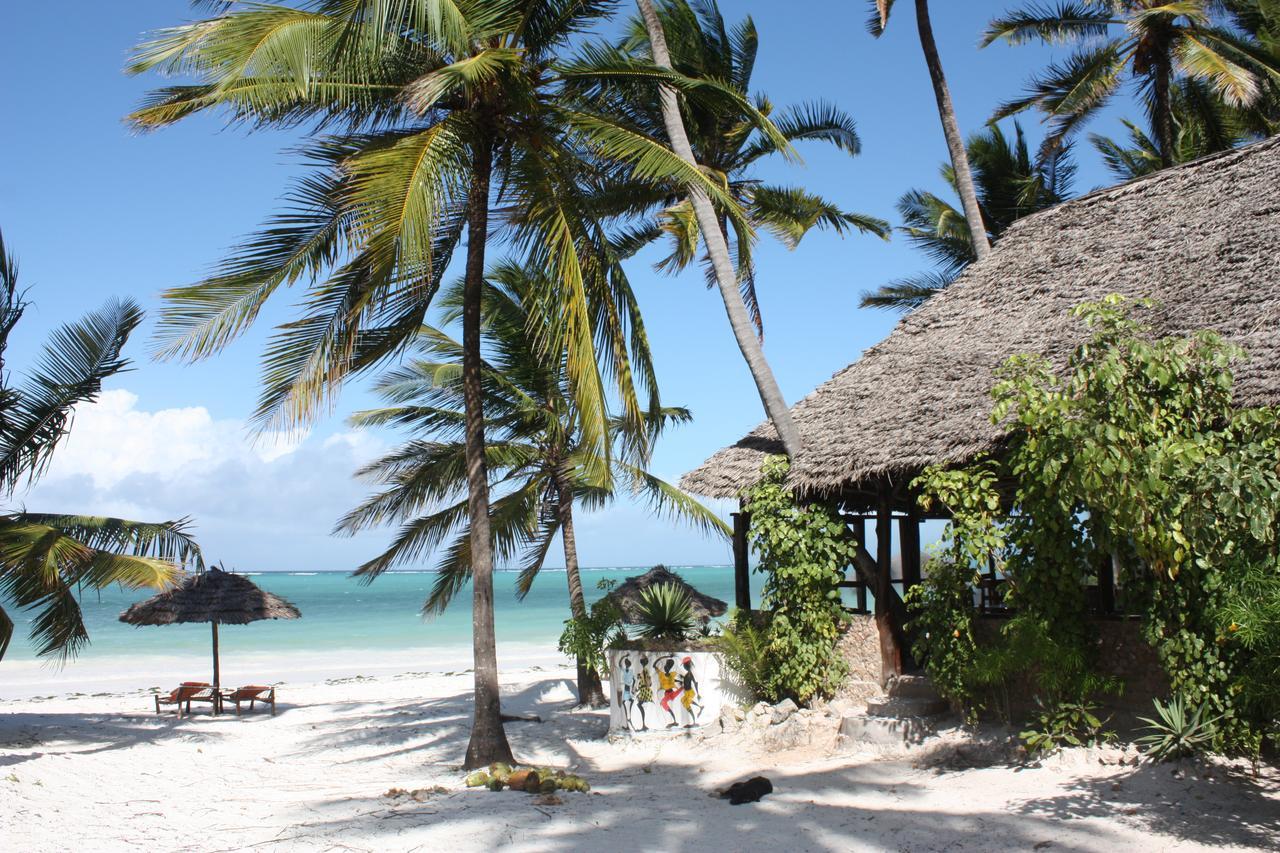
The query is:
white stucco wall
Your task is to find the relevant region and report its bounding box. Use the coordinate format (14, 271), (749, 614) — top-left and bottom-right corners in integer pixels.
(607, 648), (731, 733)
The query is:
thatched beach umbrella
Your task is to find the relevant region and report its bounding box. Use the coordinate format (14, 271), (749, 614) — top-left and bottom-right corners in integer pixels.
(606, 565), (727, 624)
(119, 566), (300, 689)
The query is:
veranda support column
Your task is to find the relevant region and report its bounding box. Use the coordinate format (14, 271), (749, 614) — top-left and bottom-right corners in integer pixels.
(731, 508), (751, 611)
(211, 620), (220, 691)
(876, 491), (903, 684)
(899, 509), (922, 591)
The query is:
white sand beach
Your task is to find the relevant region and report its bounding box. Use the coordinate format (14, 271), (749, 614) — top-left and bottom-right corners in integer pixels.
(2, 661), (1276, 853)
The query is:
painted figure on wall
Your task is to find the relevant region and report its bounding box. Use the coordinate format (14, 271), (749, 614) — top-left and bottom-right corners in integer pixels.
(618, 655), (636, 728)
(656, 656), (682, 728)
(679, 656), (703, 727)
(632, 654), (652, 731)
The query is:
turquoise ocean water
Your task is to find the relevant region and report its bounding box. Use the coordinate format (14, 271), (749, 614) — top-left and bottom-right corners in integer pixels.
(4, 566), (761, 664)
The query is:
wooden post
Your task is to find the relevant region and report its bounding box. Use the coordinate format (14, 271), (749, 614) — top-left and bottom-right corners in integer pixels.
(852, 517), (867, 613)
(899, 510), (922, 591)
(211, 621), (221, 691)
(731, 510), (751, 611)
(876, 491), (903, 684)
(1099, 550), (1119, 614)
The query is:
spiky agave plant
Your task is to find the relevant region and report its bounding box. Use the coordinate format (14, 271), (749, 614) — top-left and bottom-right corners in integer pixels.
(1136, 695), (1221, 761)
(633, 582), (697, 640)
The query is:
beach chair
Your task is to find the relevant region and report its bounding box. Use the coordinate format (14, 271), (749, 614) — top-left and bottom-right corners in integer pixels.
(154, 682), (217, 718)
(219, 685), (276, 716)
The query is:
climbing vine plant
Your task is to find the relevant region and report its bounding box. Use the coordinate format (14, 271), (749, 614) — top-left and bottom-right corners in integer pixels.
(742, 456), (852, 704)
(914, 295), (1280, 754)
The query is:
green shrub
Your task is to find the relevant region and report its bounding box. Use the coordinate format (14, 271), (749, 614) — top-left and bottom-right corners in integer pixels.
(741, 456), (851, 705)
(633, 583), (697, 641)
(558, 581), (626, 677)
(1020, 698), (1114, 756)
(715, 610), (772, 702)
(914, 296), (1280, 756)
(1136, 695), (1221, 761)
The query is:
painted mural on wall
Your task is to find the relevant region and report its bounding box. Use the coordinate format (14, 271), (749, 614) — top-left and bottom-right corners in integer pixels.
(607, 649), (726, 732)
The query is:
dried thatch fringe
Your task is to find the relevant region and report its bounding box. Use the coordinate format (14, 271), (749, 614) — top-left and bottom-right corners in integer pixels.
(120, 567), (301, 626)
(681, 135), (1280, 499)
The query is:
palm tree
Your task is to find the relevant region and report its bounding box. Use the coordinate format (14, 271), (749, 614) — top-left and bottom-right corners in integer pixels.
(581, 0), (889, 338)
(632, 0), (803, 457)
(861, 123), (1075, 311)
(868, 0), (993, 262)
(983, 1), (1280, 167)
(129, 0), (774, 767)
(337, 263), (728, 706)
(0, 229), (203, 661)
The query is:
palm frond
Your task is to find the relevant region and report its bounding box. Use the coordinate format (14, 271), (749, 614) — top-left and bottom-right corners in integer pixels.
(0, 299), (143, 493)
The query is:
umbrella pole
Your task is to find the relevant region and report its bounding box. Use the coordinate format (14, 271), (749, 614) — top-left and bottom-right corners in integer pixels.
(211, 621), (220, 691)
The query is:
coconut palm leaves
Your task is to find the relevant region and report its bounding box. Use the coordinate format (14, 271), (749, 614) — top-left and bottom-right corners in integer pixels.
(984, 1), (1280, 166)
(131, 0), (778, 769)
(861, 123), (1075, 312)
(0, 230), (203, 661)
(575, 0), (889, 337)
(337, 263), (729, 615)
(131, 0), (771, 445)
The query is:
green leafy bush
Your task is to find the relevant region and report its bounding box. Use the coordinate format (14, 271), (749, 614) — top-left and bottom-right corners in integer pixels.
(633, 583), (697, 641)
(741, 456), (851, 705)
(1136, 695), (1220, 761)
(558, 580), (626, 677)
(913, 295), (1280, 756)
(715, 610), (772, 701)
(1020, 698), (1114, 755)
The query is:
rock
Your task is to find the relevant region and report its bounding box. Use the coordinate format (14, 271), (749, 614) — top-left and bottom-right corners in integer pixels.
(763, 716), (811, 750)
(865, 696), (948, 718)
(838, 712), (933, 746)
(771, 699), (799, 725)
(718, 704), (742, 732)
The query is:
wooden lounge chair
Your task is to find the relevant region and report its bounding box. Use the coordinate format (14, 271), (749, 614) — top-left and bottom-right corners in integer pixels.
(219, 685), (276, 716)
(154, 682), (216, 718)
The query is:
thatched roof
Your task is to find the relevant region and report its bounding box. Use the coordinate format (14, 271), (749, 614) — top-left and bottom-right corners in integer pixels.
(682, 135), (1280, 500)
(120, 567), (301, 626)
(605, 566), (728, 623)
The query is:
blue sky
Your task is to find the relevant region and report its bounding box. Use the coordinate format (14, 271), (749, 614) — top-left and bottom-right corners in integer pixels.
(0, 2), (1139, 572)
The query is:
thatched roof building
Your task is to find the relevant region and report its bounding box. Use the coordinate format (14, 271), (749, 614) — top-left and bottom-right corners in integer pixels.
(606, 565), (728, 624)
(120, 567), (301, 626)
(683, 135), (1280, 506)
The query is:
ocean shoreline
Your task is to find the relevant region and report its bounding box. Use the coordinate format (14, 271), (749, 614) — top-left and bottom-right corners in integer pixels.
(0, 642), (570, 701)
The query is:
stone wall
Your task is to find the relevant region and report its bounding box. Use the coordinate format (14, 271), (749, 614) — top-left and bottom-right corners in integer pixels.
(972, 616), (1169, 719)
(833, 615), (883, 704)
(832, 615), (1168, 717)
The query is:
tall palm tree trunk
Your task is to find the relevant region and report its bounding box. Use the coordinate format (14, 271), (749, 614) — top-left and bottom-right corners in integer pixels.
(1153, 56), (1175, 168)
(635, 0), (802, 458)
(556, 479), (607, 708)
(461, 141), (515, 770)
(914, 0), (991, 262)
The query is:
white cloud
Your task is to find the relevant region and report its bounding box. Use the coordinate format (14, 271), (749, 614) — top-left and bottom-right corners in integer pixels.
(21, 390), (392, 571)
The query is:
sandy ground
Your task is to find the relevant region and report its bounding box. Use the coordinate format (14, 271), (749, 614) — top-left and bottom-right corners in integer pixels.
(2, 665), (1277, 853)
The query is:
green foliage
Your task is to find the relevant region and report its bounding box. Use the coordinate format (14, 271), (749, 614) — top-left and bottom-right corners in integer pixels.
(903, 557), (982, 719)
(558, 581), (626, 678)
(714, 609), (772, 702)
(0, 228), (202, 661)
(741, 456), (851, 705)
(861, 121), (1075, 312)
(632, 583), (697, 641)
(914, 295), (1280, 756)
(339, 266), (728, 610)
(1136, 695), (1221, 762)
(1020, 698), (1114, 756)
